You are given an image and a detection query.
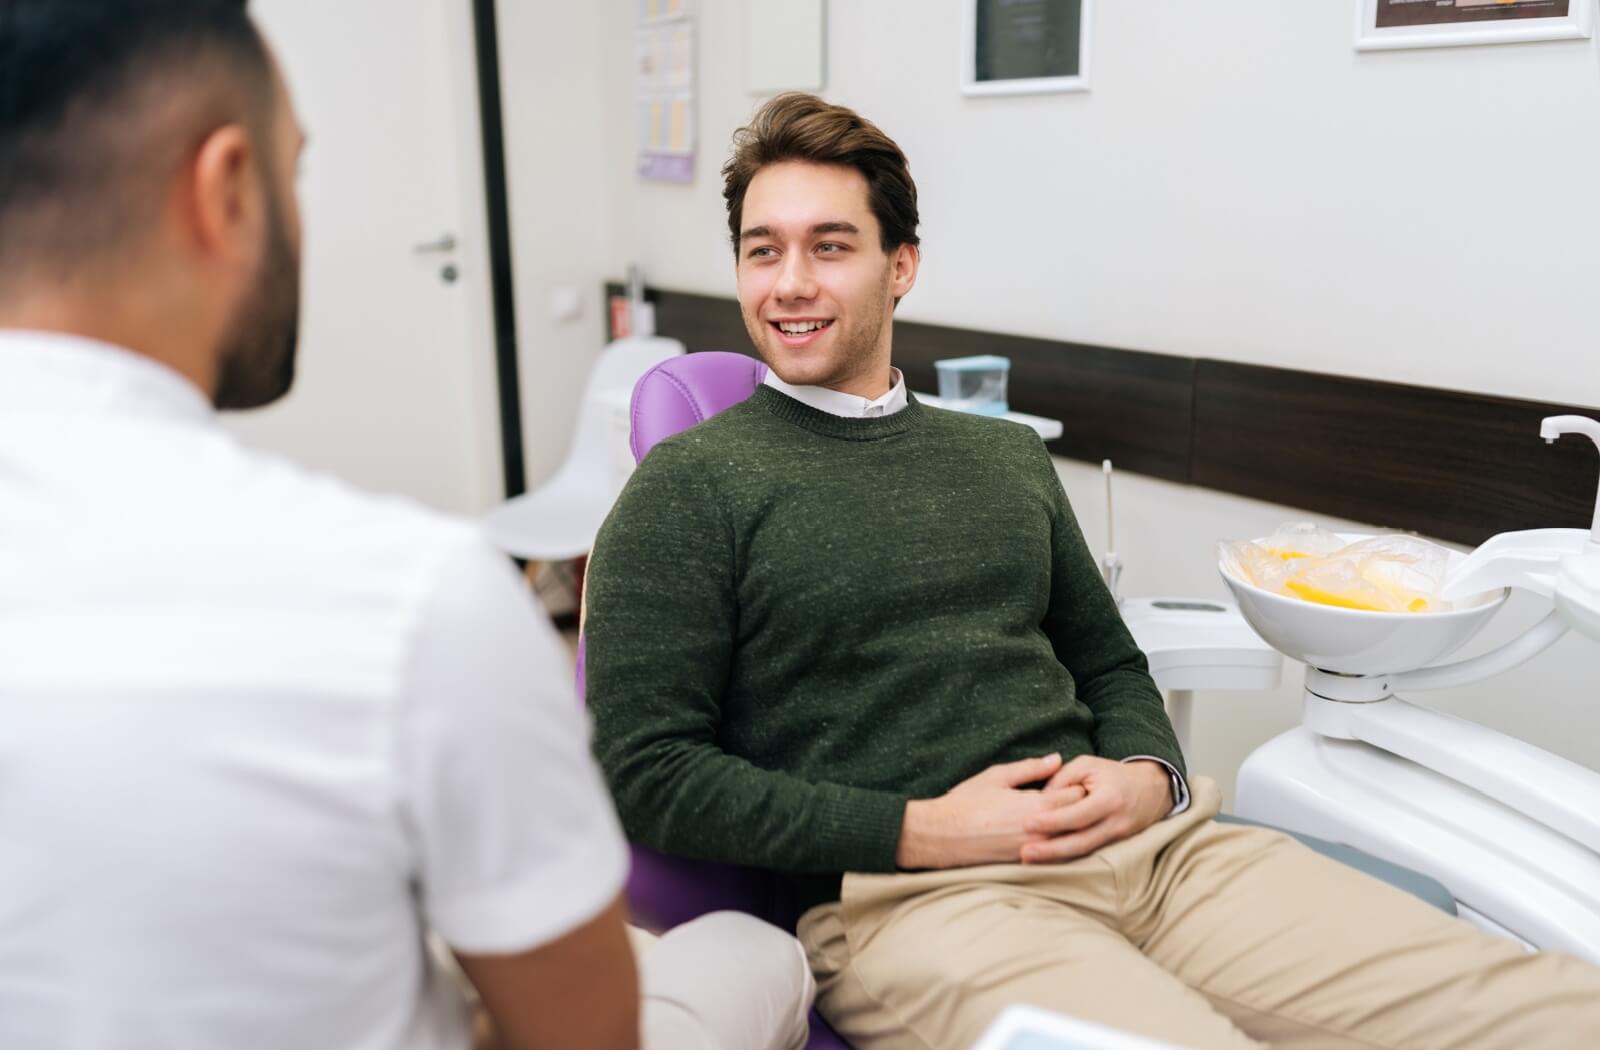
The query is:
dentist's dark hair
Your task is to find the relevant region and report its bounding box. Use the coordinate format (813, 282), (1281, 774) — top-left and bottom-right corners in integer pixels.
(722, 92), (921, 256)
(0, 0), (273, 284)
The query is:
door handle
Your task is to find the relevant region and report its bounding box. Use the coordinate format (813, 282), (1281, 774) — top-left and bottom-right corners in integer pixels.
(413, 234), (457, 254)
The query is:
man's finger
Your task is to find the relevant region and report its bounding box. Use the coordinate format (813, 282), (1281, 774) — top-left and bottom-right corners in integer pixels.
(1032, 784), (1088, 811)
(1023, 791), (1114, 837)
(984, 752), (1062, 788)
(1020, 816), (1126, 864)
(1043, 753), (1104, 791)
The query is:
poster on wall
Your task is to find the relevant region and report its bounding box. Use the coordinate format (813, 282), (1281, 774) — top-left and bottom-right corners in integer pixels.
(1356, 0), (1593, 50)
(961, 0), (1091, 96)
(637, 0), (695, 182)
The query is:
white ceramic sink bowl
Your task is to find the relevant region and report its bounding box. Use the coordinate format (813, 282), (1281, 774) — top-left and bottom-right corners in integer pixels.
(1219, 533), (1507, 676)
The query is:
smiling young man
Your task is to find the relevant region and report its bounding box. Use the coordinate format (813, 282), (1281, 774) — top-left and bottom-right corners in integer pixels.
(584, 93), (1600, 1049)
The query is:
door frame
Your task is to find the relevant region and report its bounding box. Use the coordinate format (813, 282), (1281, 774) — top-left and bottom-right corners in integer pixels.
(469, 0), (527, 501)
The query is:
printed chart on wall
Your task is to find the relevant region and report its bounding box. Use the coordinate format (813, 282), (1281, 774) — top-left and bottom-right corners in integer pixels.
(637, 0), (696, 183)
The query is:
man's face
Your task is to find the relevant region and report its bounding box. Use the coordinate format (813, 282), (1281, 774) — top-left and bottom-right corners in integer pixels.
(735, 161), (916, 395)
(213, 66), (304, 411)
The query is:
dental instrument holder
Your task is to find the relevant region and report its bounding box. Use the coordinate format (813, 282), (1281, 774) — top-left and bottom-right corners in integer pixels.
(1101, 459), (1123, 604)
(1224, 415), (1600, 959)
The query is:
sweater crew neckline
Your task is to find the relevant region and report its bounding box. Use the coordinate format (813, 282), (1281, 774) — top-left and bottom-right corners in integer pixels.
(752, 384), (925, 440)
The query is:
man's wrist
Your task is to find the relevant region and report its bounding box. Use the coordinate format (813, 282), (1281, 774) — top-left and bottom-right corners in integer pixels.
(896, 798), (936, 869)
(1124, 758), (1175, 809)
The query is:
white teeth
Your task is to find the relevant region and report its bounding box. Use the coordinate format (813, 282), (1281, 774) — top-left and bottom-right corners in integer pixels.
(778, 320), (829, 335)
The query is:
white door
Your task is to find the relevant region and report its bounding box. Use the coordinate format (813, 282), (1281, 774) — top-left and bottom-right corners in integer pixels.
(228, 1), (504, 515)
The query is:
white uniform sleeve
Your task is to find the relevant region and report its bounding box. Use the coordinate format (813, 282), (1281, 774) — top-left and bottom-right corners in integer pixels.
(396, 534), (629, 954)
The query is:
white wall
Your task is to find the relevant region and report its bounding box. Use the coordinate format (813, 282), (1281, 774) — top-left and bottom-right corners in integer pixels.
(501, 2), (1600, 797)
(233, 1), (503, 515)
(495, 0), (628, 488)
(602, 0), (1600, 404)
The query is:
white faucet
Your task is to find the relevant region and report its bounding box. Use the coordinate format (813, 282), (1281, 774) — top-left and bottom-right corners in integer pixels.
(1540, 415), (1600, 547)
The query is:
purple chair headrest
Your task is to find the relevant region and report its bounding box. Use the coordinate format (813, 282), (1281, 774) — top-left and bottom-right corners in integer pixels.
(629, 351), (768, 464)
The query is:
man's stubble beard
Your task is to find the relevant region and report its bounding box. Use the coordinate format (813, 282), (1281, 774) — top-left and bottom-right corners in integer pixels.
(212, 182), (301, 412)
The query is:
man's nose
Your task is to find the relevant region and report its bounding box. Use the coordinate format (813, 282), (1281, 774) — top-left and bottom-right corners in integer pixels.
(773, 252), (817, 302)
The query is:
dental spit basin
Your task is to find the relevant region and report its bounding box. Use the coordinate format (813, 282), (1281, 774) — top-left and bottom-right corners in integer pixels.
(1219, 534), (1506, 676)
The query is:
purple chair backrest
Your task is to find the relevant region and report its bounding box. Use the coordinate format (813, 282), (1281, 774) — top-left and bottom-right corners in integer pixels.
(629, 351), (769, 462)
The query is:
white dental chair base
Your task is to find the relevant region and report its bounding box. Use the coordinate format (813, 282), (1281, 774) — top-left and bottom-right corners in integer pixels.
(1236, 722), (1600, 964)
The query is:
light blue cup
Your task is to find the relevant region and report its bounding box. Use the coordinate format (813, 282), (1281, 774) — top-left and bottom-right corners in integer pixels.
(934, 354), (1010, 416)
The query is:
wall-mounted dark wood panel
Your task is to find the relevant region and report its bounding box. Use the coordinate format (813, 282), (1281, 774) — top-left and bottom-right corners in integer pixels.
(1191, 361), (1597, 547)
(892, 321), (1194, 483)
(606, 283), (1599, 546)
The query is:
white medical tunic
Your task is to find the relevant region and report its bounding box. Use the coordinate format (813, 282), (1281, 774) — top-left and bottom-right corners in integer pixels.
(0, 331), (629, 1050)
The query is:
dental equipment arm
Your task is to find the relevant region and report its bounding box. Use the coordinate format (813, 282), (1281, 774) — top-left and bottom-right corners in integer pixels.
(1303, 414), (1600, 853)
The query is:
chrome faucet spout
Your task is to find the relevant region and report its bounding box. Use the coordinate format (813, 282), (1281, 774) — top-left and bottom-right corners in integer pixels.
(1540, 416), (1600, 546)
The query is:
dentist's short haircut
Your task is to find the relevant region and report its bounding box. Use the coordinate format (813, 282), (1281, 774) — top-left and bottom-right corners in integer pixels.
(0, 0), (273, 282)
(722, 92), (921, 256)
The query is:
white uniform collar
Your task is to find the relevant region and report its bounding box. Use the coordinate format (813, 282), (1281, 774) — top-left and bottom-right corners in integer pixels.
(761, 366), (908, 419)
(0, 329), (214, 425)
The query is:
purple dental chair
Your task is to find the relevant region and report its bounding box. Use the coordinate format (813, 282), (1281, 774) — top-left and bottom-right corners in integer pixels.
(577, 351), (1456, 1050)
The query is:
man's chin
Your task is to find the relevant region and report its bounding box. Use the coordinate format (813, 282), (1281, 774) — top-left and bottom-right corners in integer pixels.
(753, 342), (816, 382)
(763, 359), (831, 388)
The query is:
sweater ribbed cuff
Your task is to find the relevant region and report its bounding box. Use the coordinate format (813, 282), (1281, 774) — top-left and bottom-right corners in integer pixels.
(1094, 728), (1187, 782)
(816, 783), (909, 874)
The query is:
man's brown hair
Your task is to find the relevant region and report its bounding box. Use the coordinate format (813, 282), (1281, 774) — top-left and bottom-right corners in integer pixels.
(722, 92), (920, 255)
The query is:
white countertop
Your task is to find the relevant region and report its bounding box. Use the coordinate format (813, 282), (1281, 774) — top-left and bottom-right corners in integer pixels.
(914, 392), (1064, 440)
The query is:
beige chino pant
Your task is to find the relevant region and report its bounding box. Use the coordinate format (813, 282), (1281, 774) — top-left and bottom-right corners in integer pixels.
(798, 778), (1600, 1050)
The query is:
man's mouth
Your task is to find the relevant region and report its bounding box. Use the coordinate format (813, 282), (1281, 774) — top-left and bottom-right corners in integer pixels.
(772, 319), (834, 335)
(770, 319), (835, 347)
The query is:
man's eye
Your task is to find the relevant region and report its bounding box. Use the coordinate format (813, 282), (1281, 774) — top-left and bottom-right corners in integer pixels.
(816, 243), (845, 254)
(748, 246), (777, 259)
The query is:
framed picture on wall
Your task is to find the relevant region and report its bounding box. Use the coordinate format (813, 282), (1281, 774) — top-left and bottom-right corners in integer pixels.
(1356, 0), (1593, 51)
(961, 0), (1091, 96)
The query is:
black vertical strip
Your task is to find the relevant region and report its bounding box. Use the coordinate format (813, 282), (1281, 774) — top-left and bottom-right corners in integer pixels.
(471, 0), (526, 499)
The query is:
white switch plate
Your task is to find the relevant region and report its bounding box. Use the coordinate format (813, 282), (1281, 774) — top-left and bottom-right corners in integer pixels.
(549, 286), (583, 323)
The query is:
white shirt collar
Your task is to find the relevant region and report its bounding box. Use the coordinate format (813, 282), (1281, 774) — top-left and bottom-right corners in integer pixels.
(761, 366), (908, 419)
(0, 329), (214, 425)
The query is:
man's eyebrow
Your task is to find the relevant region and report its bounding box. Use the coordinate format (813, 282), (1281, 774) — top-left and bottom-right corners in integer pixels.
(738, 221), (861, 242)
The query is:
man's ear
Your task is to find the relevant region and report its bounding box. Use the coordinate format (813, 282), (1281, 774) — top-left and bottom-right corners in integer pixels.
(889, 242), (919, 308)
(187, 124), (262, 265)
(890, 242), (919, 301)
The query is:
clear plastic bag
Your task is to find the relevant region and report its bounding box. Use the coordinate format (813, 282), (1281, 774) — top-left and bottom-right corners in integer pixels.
(1222, 525), (1454, 613)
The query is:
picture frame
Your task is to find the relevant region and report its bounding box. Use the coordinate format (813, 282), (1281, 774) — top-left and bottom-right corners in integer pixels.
(961, 0), (1091, 97)
(1355, 0), (1593, 52)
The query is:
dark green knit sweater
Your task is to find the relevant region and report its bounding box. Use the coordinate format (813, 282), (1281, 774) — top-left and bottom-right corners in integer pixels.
(586, 385), (1183, 911)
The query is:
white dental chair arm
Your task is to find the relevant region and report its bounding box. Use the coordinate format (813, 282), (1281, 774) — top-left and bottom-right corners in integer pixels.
(1321, 696), (1600, 856)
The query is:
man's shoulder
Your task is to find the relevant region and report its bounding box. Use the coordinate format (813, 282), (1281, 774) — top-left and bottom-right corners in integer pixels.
(914, 402), (1051, 463)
